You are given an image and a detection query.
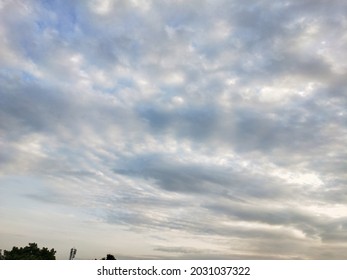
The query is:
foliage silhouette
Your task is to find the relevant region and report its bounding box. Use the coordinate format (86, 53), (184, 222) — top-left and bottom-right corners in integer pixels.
(4, 243), (56, 260)
(100, 254), (116, 260)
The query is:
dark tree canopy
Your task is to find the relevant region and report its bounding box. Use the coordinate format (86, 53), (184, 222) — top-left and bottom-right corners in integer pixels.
(106, 254), (116, 260)
(100, 254), (116, 260)
(4, 243), (56, 260)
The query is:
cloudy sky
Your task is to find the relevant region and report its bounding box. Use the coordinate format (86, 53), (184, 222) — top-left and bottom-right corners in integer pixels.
(1, 0), (347, 260)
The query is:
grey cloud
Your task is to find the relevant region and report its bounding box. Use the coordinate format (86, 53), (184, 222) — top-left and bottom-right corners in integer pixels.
(154, 246), (215, 255)
(135, 96), (337, 157)
(0, 73), (136, 140)
(113, 153), (292, 199)
(205, 200), (347, 246)
(137, 104), (218, 140)
(204, 202), (322, 235)
(1, 0), (347, 259)
(114, 157), (228, 194)
(0, 77), (69, 137)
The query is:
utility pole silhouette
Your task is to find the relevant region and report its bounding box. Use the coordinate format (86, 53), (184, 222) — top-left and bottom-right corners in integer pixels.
(69, 248), (77, 260)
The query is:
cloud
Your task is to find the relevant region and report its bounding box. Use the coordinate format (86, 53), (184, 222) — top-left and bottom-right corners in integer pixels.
(1, 0), (347, 259)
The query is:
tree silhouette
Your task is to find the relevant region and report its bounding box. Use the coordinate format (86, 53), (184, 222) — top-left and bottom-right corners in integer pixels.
(106, 254), (116, 260)
(100, 254), (116, 260)
(4, 243), (56, 260)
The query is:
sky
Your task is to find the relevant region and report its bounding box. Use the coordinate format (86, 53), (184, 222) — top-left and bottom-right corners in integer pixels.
(0, 0), (347, 260)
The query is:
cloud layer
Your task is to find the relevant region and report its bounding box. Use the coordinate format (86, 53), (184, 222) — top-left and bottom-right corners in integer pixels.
(1, 0), (347, 259)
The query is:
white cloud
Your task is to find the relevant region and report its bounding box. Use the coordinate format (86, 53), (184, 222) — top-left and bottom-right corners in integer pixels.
(1, 0), (347, 259)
